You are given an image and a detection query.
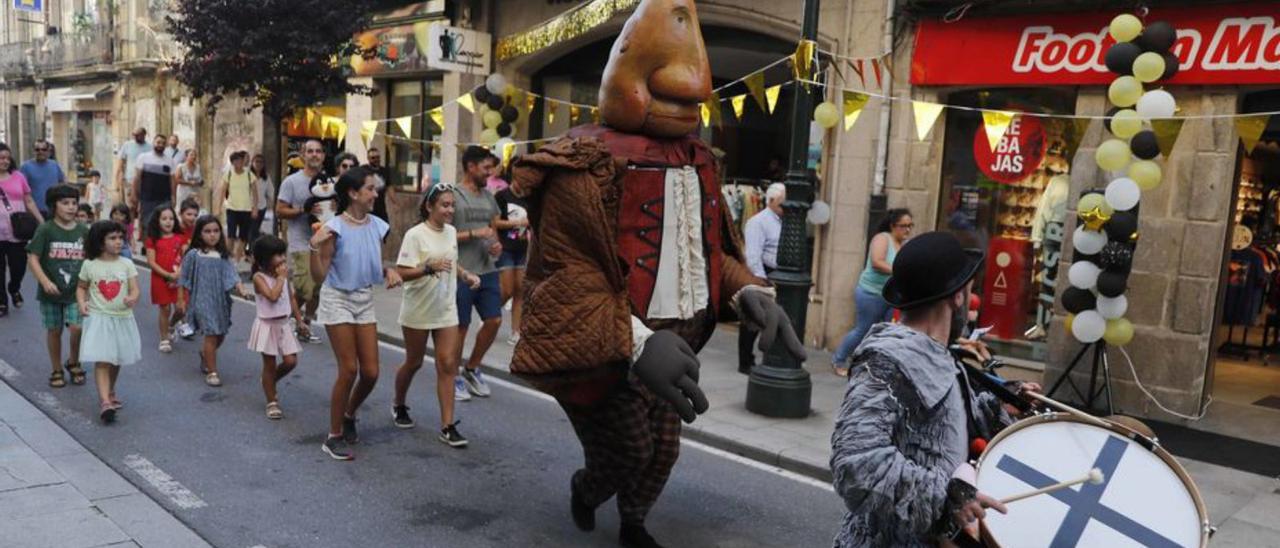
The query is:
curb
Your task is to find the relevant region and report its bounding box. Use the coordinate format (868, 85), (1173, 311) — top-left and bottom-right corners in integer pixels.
(374, 329), (834, 484)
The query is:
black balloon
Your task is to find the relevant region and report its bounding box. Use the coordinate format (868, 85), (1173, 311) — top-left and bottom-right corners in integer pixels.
(1130, 130), (1160, 160)
(486, 94), (505, 110)
(1103, 106), (1122, 134)
(1062, 287), (1098, 314)
(1105, 42), (1142, 75)
(1136, 21), (1177, 52)
(1100, 242), (1135, 272)
(500, 105), (519, 123)
(1104, 211), (1138, 242)
(473, 86), (491, 104)
(1075, 252), (1101, 266)
(1160, 51), (1180, 80)
(496, 122), (513, 137)
(1097, 271), (1128, 297)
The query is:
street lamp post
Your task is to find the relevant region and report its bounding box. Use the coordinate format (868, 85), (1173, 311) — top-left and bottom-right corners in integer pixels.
(745, 0), (819, 418)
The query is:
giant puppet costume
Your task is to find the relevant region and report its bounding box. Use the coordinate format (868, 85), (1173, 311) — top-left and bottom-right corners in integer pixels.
(510, 1), (804, 546)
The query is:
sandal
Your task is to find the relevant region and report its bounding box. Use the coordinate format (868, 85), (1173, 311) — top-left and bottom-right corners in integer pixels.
(266, 402), (284, 420)
(205, 372), (222, 387)
(10, 292), (22, 309)
(158, 339), (172, 353)
(831, 362), (850, 378)
(99, 401), (116, 424)
(48, 370), (67, 388)
(109, 394), (123, 410)
(65, 361), (86, 385)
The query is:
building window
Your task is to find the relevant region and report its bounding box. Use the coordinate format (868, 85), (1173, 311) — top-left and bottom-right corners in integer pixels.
(937, 88), (1078, 363)
(386, 78), (442, 190)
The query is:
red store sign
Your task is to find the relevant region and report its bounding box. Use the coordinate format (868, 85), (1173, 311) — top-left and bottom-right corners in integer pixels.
(912, 2), (1280, 86)
(973, 115), (1046, 184)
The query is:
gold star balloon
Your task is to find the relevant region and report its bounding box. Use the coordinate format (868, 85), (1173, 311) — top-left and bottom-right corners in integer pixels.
(1080, 206), (1111, 231)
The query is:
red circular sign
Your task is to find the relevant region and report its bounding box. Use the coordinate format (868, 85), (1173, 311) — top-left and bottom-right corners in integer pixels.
(973, 115), (1046, 184)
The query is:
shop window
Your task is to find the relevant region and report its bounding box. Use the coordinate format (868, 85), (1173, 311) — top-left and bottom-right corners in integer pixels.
(936, 89), (1077, 363)
(387, 78), (443, 190)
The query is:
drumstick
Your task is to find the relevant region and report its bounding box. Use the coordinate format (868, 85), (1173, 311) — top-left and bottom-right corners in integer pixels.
(1025, 392), (1112, 428)
(1000, 468), (1105, 504)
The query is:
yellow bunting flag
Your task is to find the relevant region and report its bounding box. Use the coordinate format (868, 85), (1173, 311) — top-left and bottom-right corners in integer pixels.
(842, 91), (869, 131)
(700, 103), (710, 127)
(590, 107), (600, 125)
(457, 94), (475, 113)
(332, 120), (348, 145)
(704, 92), (723, 127)
(569, 105), (582, 125)
(501, 142), (516, 169)
(792, 39), (816, 82)
(730, 94), (747, 121)
(745, 72), (767, 113)
(320, 115), (334, 137)
(427, 107), (444, 129)
(1150, 118), (1185, 157)
(765, 84), (782, 115)
(1236, 114), (1270, 154)
(525, 94), (537, 116)
(981, 110), (1016, 151)
(547, 101), (559, 125)
(360, 121), (378, 147)
(395, 116), (413, 138)
(912, 101), (945, 141)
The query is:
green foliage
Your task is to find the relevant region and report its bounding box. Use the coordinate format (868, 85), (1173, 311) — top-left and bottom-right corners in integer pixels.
(167, 0), (378, 120)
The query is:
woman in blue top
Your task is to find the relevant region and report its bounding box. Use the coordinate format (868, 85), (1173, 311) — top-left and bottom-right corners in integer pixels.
(310, 166), (402, 461)
(831, 208), (912, 376)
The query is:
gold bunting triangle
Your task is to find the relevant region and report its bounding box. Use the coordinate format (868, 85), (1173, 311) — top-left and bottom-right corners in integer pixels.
(700, 103), (711, 127)
(501, 142), (516, 169)
(842, 91), (869, 131)
(704, 92), (723, 127)
(912, 101), (945, 140)
(745, 72), (767, 113)
(792, 40), (816, 82)
(1236, 114), (1270, 154)
(1150, 118), (1185, 157)
(982, 110), (1016, 151)
(590, 107), (600, 125)
(731, 94), (747, 121)
(569, 105), (582, 125)
(427, 107), (444, 130)
(547, 101), (559, 125)
(457, 94), (475, 114)
(525, 94), (537, 116)
(396, 116), (413, 138)
(765, 84), (782, 115)
(360, 121), (378, 147)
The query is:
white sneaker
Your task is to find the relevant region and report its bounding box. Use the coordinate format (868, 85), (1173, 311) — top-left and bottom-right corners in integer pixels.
(176, 321), (195, 340)
(454, 377), (472, 401)
(507, 332), (520, 346)
(461, 368), (491, 398)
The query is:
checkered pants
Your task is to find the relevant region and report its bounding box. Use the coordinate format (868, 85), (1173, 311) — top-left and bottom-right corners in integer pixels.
(559, 375), (682, 525)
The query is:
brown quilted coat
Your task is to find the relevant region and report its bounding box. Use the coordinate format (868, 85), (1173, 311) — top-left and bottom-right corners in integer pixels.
(510, 128), (762, 401)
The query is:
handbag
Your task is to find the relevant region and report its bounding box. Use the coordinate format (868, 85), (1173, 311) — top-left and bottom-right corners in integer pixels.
(0, 188), (38, 241)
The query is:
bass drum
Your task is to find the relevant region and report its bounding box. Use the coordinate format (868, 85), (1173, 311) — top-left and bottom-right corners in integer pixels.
(974, 413), (1209, 547)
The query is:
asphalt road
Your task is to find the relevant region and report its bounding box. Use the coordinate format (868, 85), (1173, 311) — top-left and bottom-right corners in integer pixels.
(0, 272), (843, 548)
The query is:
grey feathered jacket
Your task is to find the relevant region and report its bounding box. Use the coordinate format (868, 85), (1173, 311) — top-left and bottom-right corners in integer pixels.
(830, 323), (1012, 547)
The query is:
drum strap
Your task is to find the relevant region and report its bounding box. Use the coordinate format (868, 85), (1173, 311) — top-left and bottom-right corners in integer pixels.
(953, 360), (993, 449)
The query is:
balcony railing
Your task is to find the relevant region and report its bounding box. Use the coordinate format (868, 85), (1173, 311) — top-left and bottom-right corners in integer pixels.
(33, 26), (113, 73)
(0, 42), (32, 79)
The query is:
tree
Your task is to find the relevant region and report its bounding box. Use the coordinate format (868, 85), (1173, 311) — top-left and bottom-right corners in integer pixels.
(167, 0), (378, 175)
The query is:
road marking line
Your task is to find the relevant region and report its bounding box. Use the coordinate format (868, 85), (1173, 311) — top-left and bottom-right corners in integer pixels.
(33, 391), (91, 427)
(375, 340), (833, 492)
(122, 454), (208, 509)
(0, 358), (19, 379)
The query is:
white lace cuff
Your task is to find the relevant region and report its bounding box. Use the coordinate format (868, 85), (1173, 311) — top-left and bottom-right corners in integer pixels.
(631, 316), (654, 363)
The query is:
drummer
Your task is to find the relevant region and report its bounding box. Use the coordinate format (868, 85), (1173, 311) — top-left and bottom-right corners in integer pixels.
(830, 231), (1041, 547)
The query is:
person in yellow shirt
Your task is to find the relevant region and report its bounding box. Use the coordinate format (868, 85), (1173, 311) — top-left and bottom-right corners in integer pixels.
(222, 151), (259, 263)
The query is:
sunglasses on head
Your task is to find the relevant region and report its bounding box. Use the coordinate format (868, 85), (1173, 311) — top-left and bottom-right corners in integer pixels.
(427, 183), (456, 200)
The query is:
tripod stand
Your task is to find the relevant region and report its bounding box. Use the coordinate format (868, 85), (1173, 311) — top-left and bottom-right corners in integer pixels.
(1046, 342), (1114, 416)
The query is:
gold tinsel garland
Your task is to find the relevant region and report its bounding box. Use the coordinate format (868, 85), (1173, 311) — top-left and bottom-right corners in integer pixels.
(496, 0), (640, 61)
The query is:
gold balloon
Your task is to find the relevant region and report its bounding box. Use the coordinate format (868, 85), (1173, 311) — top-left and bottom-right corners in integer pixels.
(483, 110), (503, 129)
(479, 128), (500, 145)
(1109, 14), (1143, 43)
(1108, 76), (1144, 108)
(1065, 314), (1076, 335)
(1096, 138), (1132, 172)
(1128, 160), (1163, 190)
(1132, 52), (1166, 83)
(813, 102), (840, 129)
(1077, 193), (1115, 216)
(1104, 318), (1135, 346)
(1111, 109), (1144, 139)
(1080, 206), (1112, 231)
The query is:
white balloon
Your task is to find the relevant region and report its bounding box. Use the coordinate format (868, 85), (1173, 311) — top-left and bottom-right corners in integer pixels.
(1105, 177), (1142, 211)
(807, 200), (831, 225)
(485, 73), (508, 96)
(1073, 226), (1108, 255)
(1096, 295), (1129, 319)
(1135, 89), (1176, 119)
(1072, 310), (1107, 343)
(1069, 261), (1102, 290)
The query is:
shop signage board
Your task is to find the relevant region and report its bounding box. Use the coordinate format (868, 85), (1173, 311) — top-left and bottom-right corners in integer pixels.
(426, 23), (491, 75)
(972, 116), (1045, 185)
(14, 0), (41, 13)
(979, 238), (1032, 341)
(913, 2), (1280, 85)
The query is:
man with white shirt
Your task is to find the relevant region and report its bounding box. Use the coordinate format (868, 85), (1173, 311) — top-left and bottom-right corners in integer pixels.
(739, 182), (785, 373)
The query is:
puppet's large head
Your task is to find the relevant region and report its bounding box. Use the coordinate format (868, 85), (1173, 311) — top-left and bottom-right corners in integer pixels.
(598, 0), (712, 138)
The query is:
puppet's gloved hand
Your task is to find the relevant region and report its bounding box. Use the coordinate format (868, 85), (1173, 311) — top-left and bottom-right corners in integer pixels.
(633, 331), (709, 423)
(738, 288), (807, 362)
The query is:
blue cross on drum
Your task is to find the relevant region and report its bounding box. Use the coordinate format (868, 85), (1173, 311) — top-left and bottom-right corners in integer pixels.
(976, 416), (1204, 547)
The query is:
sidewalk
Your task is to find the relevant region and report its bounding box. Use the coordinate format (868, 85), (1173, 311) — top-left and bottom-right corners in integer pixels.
(369, 286), (1280, 544)
(0, 380), (210, 548)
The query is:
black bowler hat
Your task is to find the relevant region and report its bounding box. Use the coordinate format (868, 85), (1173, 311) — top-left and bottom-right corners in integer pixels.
(882, 231), (985, 310)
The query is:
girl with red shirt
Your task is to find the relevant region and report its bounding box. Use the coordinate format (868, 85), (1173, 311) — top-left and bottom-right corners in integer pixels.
(144, 206), (187, 353)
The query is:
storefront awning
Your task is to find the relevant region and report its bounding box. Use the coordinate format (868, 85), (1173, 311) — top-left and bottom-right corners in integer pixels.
(63, 83), (115, 101)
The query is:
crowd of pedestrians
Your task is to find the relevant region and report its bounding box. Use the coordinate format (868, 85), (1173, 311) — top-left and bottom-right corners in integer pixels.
(0, 133), (528, 461)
